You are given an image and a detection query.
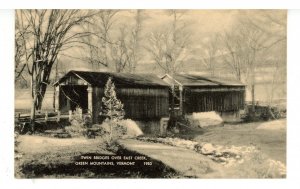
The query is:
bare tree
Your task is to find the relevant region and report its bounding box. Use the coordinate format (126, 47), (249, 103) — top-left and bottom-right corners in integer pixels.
(220, 10), (286, 117)
(221, 29), (246, 82)
(110, 26), (130, 73)
(15, 14), (31, 88)
(16, 10), (95, 130)
(82, 10), (144, 73)
(200, 35), (220, 77)
(146, 10), (190, 75)
(244, 10), (286, 42)
(145, 10), (191, 122)
(92, 10), (144, 73)
(263, 60), (282, 105)
(126, 10), (143, 73)
(15, 24), (27, 79)
(241, 11), (286, 114)
(82, 10), (118, 69)
(245, 10), (286, 108)
(221, 22), (268, 115)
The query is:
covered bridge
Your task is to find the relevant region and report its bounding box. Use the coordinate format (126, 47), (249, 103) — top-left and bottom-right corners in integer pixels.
(161, 74), (246, 120)
(54, 71), (169, 123)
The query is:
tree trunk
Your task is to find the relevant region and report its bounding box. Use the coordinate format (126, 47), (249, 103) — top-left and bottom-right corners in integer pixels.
(103, 32), (108, 70)
(169, 84), (176, 129)
(36, 83), (47, 110)
(251, 84), (255, 111)
(29, 61), (53, 132)
(53, 86), (56, 110)
(30, 93), (37, 133)
(109, 98), (113, 141)
(53, 61), (58, 109)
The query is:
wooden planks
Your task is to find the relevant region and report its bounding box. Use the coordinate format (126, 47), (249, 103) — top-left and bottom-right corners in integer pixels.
(92, 87), (169, 121)
(184, 89), (245, 113)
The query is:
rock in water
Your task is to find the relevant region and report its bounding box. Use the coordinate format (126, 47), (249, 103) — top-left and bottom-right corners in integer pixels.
(201, 143), (216, 155)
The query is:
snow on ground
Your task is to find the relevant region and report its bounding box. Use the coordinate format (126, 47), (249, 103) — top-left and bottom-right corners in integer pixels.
(118, 119), (144, 137)
(17, 135), (111, 155)
(190, 111), (223, 128)
(256, 119), (286, 130)
(138, 136), (286, 177)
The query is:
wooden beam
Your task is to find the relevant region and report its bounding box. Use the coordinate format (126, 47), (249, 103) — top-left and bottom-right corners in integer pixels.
(55, 86), (59, 112)
(179, 85), (183, 116)
(190, 87), (245, 92)
(87, 85), (94, 122)
(87, 85), (93, 113)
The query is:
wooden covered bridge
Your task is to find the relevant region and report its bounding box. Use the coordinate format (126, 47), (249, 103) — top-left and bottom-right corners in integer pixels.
(54, 71), (245, 124)
(161, 74), (246, 121)
(53, 71), (170, 123)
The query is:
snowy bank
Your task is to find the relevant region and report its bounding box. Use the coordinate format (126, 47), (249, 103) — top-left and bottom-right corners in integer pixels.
(188, 111), (223, 128)
(256, 119), (286, 130)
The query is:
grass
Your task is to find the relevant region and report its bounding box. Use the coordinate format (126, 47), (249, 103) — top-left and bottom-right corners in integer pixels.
(15, 135), (113, 178)
(15, 135), (180, 178)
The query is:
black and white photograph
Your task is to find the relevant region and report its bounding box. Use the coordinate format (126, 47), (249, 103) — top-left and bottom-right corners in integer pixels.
(14, 9), (287, 178)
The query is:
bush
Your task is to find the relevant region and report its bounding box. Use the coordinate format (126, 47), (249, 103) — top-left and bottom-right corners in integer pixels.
(44, 129), (71, 138)
(65, 124), (86, 138)
(66, 107), (93, 138)
(227, 151), (286, 178)
(83, 114), (92, 128)
(103, 119), (126, 140)
(82, 123), (111, 139)
(90, 119), (143, 145)
(70, 107), (92, 127)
